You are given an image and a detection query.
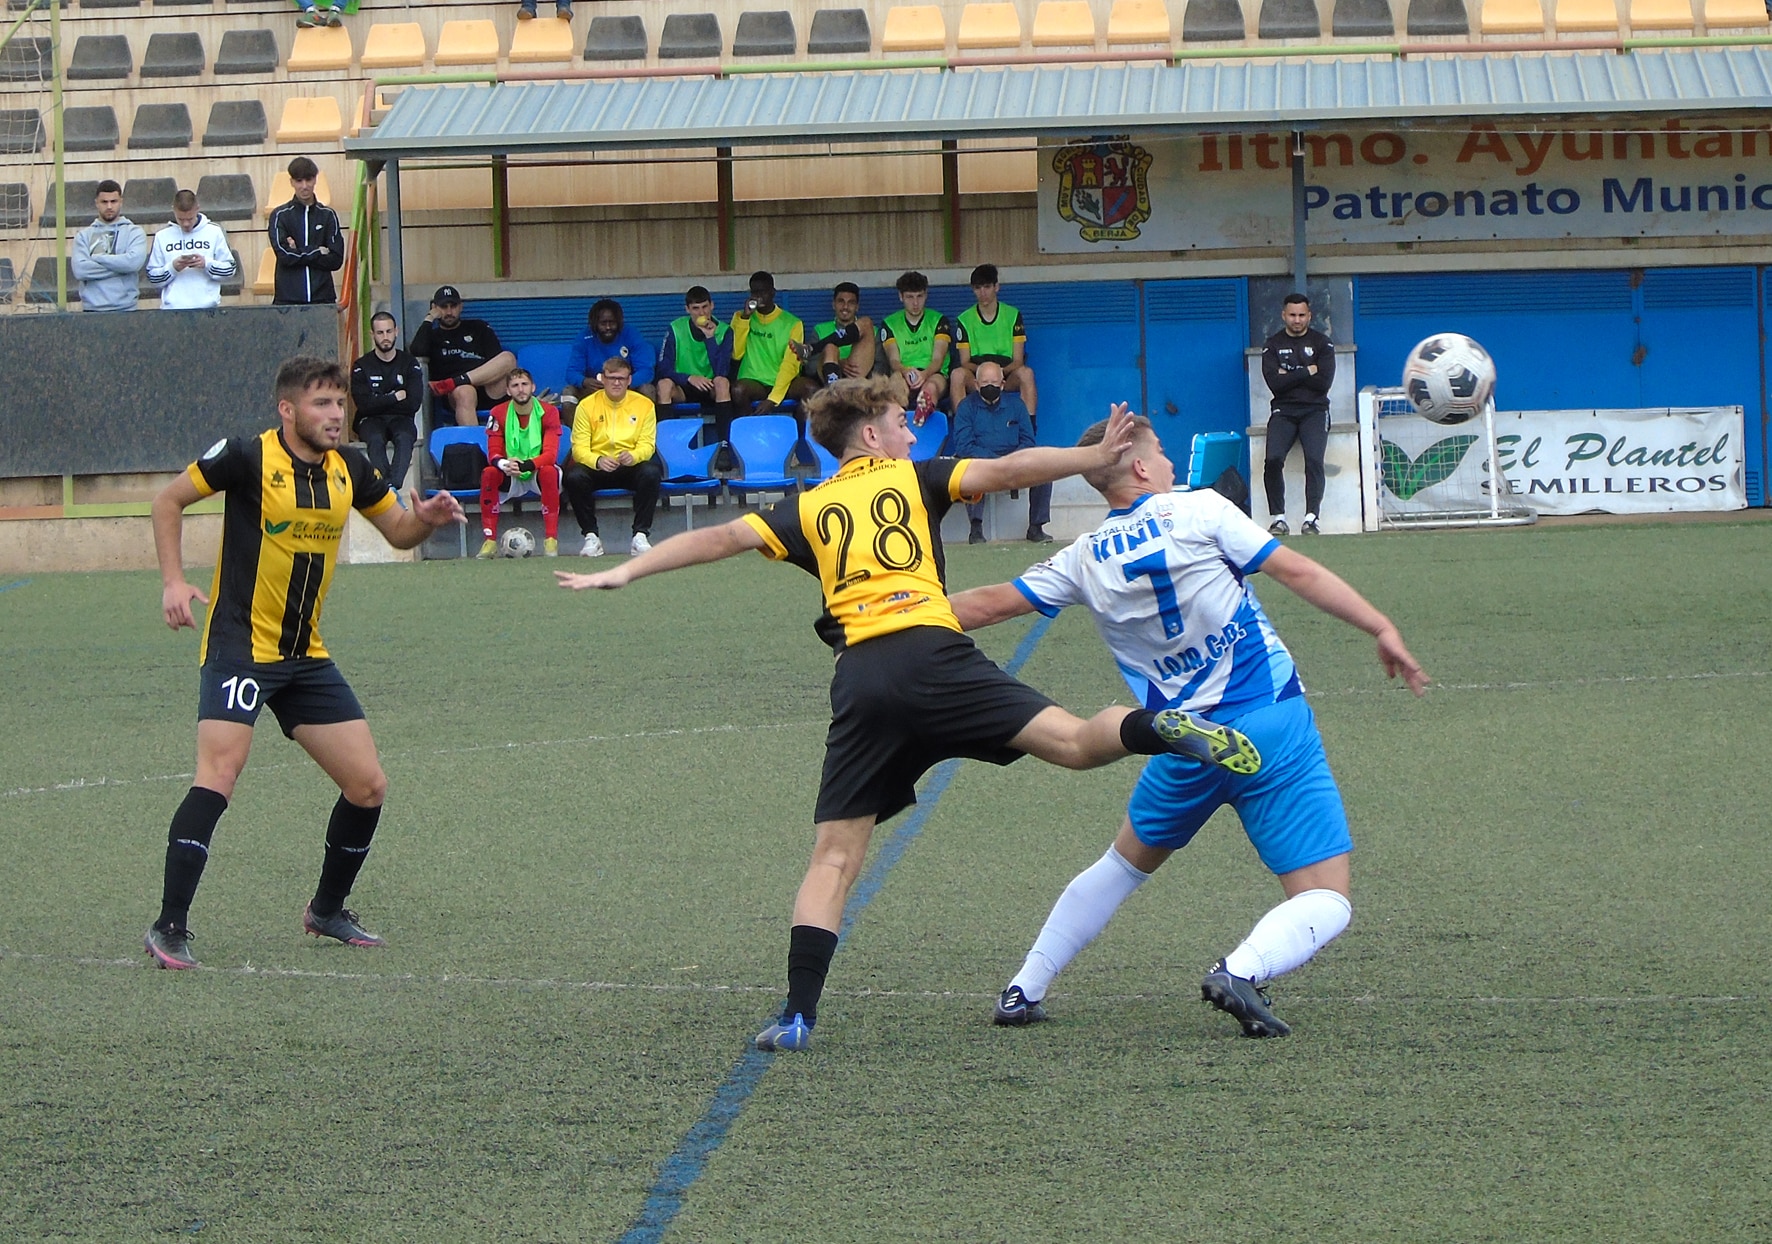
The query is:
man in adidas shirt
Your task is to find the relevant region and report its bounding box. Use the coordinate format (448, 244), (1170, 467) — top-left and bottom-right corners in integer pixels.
(951, 414), (1426, 1040)
(268, 156), (344, 306)
(146, 189), (238, 311)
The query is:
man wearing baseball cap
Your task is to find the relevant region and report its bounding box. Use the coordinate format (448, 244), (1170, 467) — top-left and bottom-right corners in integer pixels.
(408, 285), (518, 426)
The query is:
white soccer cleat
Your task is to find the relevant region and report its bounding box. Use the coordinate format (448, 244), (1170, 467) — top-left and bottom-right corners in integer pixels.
(579, 533), (604, 558)
(630, 532), (651, 556)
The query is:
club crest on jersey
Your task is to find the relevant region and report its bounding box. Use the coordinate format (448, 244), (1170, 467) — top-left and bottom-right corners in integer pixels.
(1052, 140), (1154, 244)
(333, 470), (347, 490)
(271, 470), (287, 487)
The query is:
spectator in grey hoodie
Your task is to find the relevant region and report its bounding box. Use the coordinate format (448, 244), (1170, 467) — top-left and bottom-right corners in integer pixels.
(71, 180), (147, 312)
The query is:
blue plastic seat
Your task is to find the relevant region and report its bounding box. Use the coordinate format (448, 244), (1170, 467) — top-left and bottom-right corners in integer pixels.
(426, 425), (489, 557)
(514, 341), (575, 395)
(656, 417), (723, 528)
(728, 414), (801, 498)
(799, 437), (844, 486)
(909, 410), (949, 461)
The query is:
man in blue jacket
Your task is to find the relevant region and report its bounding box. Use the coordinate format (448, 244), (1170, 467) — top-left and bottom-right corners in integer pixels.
(562, 299), (656, 419)
(951, 361), (1051, 545)
(267, 157), (344, 306)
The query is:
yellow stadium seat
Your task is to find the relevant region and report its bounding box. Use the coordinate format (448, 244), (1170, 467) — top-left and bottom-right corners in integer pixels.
(1704, 0), (1769, 25)
(275, 96), (345, 144)
(509, 15), (576, 62)
(435, 19), (501, 66)
(1556, 0), (1618, 28)
(882, 5), (949, 50)
(262, 169), (336, 214)
(360, 22), (428, 70)
(1628, 0), (1694, 26)
(1107, 0), (1174, 42)
(1033, 0), (1099, 44)
(287, 25), (354, 72)
(958, 2), (1023, 46)
(1481, 0), (1546, 32)
(252, 247), (276, 296)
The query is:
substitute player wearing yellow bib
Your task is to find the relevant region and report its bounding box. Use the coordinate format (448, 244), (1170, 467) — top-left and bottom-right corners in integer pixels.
(557, 377), (1261, 1052)
(144, 356), (464, 970)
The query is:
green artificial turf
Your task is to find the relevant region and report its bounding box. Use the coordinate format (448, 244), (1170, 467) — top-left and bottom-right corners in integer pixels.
(2, 522), (1768, 1241)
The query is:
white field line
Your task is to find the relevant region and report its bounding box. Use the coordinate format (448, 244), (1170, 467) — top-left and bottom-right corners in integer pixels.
(5, 667), (1768, 802)
(0, 948), (1756, 1007)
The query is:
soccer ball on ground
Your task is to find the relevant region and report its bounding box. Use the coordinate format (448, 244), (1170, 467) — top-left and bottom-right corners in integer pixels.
(1401, 333), (1496, 425)
(499, 527), (537, 558)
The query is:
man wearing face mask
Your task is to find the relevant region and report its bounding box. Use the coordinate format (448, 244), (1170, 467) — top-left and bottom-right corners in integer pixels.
(951, 360), (1051, 545)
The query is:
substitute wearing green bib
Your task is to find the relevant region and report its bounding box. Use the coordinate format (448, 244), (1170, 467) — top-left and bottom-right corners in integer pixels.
(950, 263), (1038, 422)
(955, 302), (1024, 368)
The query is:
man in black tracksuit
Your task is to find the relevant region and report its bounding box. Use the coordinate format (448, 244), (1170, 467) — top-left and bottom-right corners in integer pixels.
(1261, 293), (1335, 536)
(350, 311), (425, 491)
(268, 156), (345, 306)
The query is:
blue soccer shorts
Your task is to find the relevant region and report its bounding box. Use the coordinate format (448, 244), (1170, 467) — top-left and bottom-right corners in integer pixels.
(1126, 693), (1351, 876)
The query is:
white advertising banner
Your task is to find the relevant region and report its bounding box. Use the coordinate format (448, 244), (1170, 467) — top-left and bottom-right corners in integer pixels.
(1040, 123), (1772, 252)
(1491, 406), (1745, 515)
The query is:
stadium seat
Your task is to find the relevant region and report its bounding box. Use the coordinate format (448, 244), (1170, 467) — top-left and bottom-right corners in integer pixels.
(659, 13), (723, 58)
(1481, 0), (1546, 32)
(66, 34), (132, 81)
(1628, 0), (1694, 27)
(1107, 0), (1174, 41)
(0, 256), (14, 302)
(1332, 0), (1399, 35)
(909, 410), (948, 461)
(1032, 1), (1099, 45)
(79, 0), (141, 8)
(798, 435), (843, 485)
(141, 32), (204, 78)
(435, 20), (500, 66)
(958, 3), (1023, 47)
(733, 11), (798, 56)
(1, 38), (51, 82)
(276, 97), (345, 144)
(513, 341), (574, 393)
(262, 168), (334, 213)
(204, 99), (268, 148)
(509, 17), (576, 62)
(288, 25), (353, 71)
(808, 8), (873, 52)
(655, 418), (723, 528)
(0, 109), (44, 154)
(26, 256), (76, 304)
(1183, 0), (1249, 39)
(361, 23), (428, 69)
(1555, 0), (1619, 29)
(65, 107), (119, 153)
(197, 174), (256, 222)
(727, 415), (801, 497)
(129, 103), (193, 150)
(883, 5), (949, 50)
(585, 15), (649, 60)
(427, 426), (490, 555)
(39, 180), (98, 228)
(1260, 0), (1323, 34)
(252, 246), (276, 295)
(1704, 0), (1769, 25)
(122, 177), (177, 225)
(1407, 0), (1471, 33)
(214, 29), (279, 75)
(0, 183), (28, 230)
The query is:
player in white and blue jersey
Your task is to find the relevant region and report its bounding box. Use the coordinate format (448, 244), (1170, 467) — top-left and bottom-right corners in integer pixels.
(949, 414), (1427, 1038)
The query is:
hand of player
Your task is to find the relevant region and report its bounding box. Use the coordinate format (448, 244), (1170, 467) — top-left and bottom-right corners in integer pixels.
(555, 565), (631, 591)
(616, 451), (635, 467)
(686, 374), (714, 394)
(162, 581), (208, 631)
(395, 390), (407, 402)
(1090, 403), (1138, 464)
(1376, 625), (1429, 696)
(409, 488), (466, 528)
(498, 458), (522, 478)
(753, 398), (777, 416)
(905, 368), (922, 389)
(595, 456), (618, 472)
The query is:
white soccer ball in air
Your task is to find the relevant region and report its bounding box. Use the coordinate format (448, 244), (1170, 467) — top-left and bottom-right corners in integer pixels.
(499, 527), (537, 558)
(1401, 333), (1497, 425)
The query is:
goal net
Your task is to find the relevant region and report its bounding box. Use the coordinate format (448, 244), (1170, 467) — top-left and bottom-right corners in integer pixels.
(1357, 387), (1536, 531)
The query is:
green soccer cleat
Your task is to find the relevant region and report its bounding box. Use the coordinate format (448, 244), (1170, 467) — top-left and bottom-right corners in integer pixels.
(144, 924), (199, 970)
(1201, 959), (1290, 1038)
(1152, 709), (1261, 775)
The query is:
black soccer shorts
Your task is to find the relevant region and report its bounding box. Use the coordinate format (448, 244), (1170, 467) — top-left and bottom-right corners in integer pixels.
(198, 656), (366, 738)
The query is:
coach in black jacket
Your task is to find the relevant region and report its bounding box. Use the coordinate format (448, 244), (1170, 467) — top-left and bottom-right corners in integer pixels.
(268, 156), (345, 306)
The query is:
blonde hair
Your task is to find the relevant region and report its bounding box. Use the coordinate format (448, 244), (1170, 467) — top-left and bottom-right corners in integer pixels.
(1075, 414), (1156, 495)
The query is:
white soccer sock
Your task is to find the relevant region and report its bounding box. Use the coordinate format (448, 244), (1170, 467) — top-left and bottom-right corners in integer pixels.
(1222, 888), (1352, 985)
(1009, 846), (1151, 1002)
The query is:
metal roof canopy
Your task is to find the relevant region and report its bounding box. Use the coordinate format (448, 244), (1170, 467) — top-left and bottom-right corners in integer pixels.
(347, 53), (1772, 160)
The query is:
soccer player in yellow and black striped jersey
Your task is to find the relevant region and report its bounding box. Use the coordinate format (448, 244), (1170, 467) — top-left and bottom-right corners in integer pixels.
(556, 376), (1261, 1052)
(143, 356), (465, 970)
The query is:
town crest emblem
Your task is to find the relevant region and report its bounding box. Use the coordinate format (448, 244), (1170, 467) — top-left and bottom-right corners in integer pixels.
(1052, 141), (1154, 243)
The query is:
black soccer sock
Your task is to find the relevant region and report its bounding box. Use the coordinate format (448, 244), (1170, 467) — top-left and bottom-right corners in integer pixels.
(157, 786), (228, 930)
(784, 924), (840, 1026)
(311, 795), (382, 916)
(821, 361), (841, 386)
(1118, 709), (1168, 756)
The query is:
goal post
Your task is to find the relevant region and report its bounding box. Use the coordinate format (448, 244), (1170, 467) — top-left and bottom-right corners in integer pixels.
(1357, 387), (1536, 531)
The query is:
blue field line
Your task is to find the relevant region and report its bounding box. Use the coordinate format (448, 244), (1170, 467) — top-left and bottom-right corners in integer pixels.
(0, 579), (30, 594)
(616, 615), (1054, 1244)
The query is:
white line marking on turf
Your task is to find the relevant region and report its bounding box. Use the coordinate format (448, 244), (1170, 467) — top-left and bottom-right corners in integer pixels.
(0, 949), (1756, 1007)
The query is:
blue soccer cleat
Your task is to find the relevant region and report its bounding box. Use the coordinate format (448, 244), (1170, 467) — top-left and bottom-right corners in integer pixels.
(1153, 708), (1261, 776)
(754, 1011), (814, 1052)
